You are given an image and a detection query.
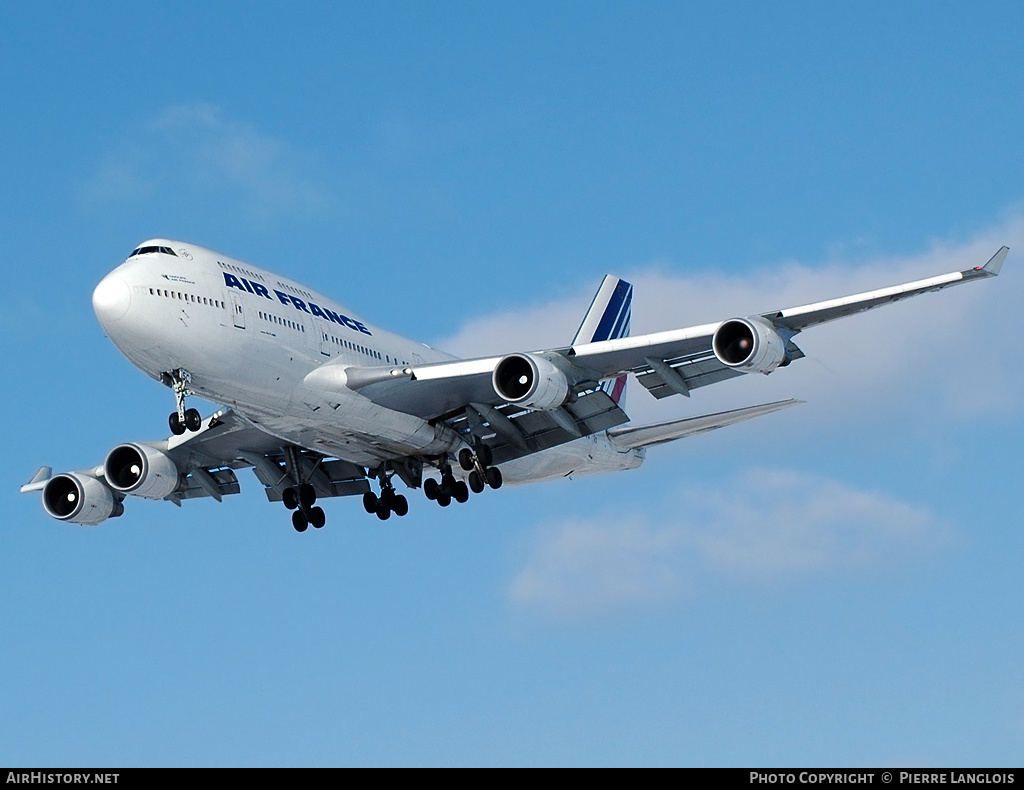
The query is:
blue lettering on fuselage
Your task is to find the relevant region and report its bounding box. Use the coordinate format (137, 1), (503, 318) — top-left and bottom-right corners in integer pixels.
(224, 272), (372, 335)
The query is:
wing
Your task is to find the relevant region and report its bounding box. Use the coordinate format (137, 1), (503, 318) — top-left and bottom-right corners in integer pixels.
(327, 246), (1007, 417)
(573, 246), (1008, 399)
(158, 409), (369, 505)
(22, 408), (371, 525)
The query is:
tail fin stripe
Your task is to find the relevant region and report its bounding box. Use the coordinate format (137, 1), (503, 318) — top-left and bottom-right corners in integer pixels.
(608, 291), (632, 341)
(592, 282), (632, 342)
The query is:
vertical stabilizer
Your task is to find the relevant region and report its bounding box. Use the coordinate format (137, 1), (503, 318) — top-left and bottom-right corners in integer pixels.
(573, 275), (632, 406)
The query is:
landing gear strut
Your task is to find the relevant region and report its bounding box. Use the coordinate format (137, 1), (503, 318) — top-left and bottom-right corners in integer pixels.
(166, 369), (202, 435)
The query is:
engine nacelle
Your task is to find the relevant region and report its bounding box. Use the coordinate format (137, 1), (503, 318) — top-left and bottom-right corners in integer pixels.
(492, 353), (572, 410)
(712, 316), (788, 374)
(42, 473), (122, 526)
(104, 443), (181, 499)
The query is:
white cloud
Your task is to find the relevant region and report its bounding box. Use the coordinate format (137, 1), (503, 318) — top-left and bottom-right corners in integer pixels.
(508, 468), (950, 620)
(81, 102), (335, 222)
(508, 516), (688, 619)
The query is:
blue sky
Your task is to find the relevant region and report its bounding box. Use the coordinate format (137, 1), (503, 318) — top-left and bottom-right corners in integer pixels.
(2, 2), (1022, 767)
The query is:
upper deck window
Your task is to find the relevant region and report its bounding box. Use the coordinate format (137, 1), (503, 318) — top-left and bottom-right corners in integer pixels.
(128, 245), (178, 258)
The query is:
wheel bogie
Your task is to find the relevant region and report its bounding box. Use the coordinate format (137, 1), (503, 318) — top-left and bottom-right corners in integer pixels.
(298, 483), (316, 508)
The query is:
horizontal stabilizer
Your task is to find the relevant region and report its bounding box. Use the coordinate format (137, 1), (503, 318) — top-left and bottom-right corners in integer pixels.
(607, 399), (801, 450)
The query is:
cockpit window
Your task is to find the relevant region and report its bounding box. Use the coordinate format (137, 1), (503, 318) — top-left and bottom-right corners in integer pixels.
(128, 245), (178, 258)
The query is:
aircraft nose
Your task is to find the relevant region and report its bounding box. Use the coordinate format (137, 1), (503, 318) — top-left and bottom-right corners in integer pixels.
(93, 273), (132, 324)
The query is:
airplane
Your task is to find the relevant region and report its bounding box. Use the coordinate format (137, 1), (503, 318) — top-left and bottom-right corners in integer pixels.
(21, 240), (1008, 531)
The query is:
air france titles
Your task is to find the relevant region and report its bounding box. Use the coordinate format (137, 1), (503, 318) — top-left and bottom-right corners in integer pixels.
(222, 272), (372, 335)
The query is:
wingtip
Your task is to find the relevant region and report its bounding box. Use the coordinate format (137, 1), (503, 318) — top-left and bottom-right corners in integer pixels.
(983, 246), (1009, 276)
(20, 466), (52, 493)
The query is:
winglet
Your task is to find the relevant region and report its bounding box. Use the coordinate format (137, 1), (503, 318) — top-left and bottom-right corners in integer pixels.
(20, 466), (52, 493)
(982, 246), (1009, 276)
(970, 246), (1011, 278)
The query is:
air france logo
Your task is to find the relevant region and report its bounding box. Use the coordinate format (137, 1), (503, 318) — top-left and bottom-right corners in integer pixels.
(222, 272), (372, 336)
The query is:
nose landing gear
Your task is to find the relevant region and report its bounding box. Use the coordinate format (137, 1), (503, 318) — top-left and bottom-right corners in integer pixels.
(165, 369), (202, 435)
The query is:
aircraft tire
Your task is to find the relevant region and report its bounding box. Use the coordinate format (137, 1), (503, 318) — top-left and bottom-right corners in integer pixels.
(282, 487), (299, 510)
(453, 481), (469, 503)
(423, 478), (439, 500)
(376, 503), (391, 520)
(436, 492), (451, 507)
(486, 467), (503, 489)
(292, 510), (308, 532)
(468, 471), (484, 494)
(309, 506), (326, 528)
(459, 448), (474, 471)
(169, 412), (186, 436)
(478, 445), (492, 467)
(298, 483), (316, 508)
(184, 408), (202, 432)
(362, 491), (378, 514)
(392, 495), (408, 517)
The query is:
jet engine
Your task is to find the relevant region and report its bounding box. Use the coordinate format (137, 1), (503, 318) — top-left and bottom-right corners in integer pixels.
(42, 473), (123, 526)
(104, 443), (181, 499)
(492, 353), (572, 410)
(712, 316), (788, 374)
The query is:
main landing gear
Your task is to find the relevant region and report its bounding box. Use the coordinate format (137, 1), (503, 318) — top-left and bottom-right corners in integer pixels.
(424, 446), (502, 507)
(166, 369), (202, 435)
(361, 470), (409, 521)
(282, 482), (326, 532)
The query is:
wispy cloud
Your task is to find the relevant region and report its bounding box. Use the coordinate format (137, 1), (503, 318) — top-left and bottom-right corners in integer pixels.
(509, 468), (949, 620)
(81, 102), (336, 223)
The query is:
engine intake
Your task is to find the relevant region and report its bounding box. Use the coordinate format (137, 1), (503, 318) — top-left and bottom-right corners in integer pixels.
(712, 316), (788, 374)
(104, 443), (181, 499)
(42, 473), (122, 526)
(492, 353), (572, 411)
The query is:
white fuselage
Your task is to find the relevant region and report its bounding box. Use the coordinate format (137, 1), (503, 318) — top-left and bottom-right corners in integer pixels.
(92, 240), (644, 483)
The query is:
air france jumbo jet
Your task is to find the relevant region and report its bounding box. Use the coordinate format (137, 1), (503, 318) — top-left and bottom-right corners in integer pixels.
(22, 240), (1008, 531)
